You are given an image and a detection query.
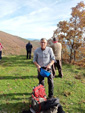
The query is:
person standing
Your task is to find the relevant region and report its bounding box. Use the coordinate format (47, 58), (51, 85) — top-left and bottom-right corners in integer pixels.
(0, 42), (3, 60)
(51, 37), (63, 78)
(26, 41), (33, 59)
(33, 38), (55, 98)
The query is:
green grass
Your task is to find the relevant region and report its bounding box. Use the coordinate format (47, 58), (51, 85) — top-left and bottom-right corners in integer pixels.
(0, 55), (85, 113)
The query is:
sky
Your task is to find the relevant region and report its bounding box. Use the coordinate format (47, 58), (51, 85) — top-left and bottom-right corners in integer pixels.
(0, 0), (84, 40)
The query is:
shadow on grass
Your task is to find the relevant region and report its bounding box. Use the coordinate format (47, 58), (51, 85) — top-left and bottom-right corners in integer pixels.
(0, 102), (30, 113)
(0, 76), (37, 80)
(0, 92), (31, 96)
(0, 92), (32, 100)
(0, 92), (31, 112)
(1, 96), (85, 113)
(0, 55), (34, 67)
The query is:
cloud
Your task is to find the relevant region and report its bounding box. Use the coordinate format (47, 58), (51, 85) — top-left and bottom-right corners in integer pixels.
(0, 0), (83, 39)
(0, 0), (19, 18)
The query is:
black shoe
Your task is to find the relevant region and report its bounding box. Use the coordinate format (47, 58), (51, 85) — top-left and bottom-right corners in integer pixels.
(59, 75), (63, 78)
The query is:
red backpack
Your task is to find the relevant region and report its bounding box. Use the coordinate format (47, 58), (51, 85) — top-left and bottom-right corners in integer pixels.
(30, 84), (47, 113)
(32, 84), (47, 98)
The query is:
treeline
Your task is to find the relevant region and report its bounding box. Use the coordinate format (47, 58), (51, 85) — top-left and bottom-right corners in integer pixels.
(51, 1), (85, 64)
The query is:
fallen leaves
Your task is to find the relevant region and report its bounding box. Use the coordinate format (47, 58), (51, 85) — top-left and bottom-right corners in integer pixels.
(64, 91), (72, 97)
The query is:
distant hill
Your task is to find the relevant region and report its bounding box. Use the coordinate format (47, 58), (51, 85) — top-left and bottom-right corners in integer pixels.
(0, 31), (40, 56)
(27, 38), (39, 41)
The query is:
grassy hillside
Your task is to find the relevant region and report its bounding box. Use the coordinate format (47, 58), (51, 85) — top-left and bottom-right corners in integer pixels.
(0, 31), (28, 55)
(0, 31), (40, 56)
(0, 55), (85, 113)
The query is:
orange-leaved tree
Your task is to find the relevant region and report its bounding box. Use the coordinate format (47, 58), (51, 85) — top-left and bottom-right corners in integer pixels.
(53, 1), (85, 63)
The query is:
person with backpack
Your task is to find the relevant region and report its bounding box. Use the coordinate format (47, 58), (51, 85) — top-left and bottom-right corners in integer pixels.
(33, 38), (55, 98)
(26, 41), (33, 59)
(0, 42), (3, 61)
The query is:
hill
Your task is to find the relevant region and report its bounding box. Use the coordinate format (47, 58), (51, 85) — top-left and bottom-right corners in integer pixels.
(0, 31), (40, 55)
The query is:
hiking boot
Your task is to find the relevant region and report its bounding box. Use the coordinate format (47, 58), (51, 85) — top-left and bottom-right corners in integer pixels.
(59, 75), (63, 78)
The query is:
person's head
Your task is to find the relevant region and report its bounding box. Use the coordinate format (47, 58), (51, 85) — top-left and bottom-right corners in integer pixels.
(53, 37), (59, 42)
(53, 37), (57, 41)
(40, 38), (47, 50)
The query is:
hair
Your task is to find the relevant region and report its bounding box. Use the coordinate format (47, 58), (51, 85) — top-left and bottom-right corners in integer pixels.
(53, 37), (57, 41)
(40, 38), (47, 42)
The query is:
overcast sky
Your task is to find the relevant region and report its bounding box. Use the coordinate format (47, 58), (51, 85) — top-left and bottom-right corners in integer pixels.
(0, 0), (84, 40)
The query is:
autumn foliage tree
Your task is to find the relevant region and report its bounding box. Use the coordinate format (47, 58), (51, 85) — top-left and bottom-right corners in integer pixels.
(53, 1), (85, 63)
(53, 21), (70, 61)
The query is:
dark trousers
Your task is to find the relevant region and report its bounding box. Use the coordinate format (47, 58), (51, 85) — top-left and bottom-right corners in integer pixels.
(52, 64), (56, 77)
(55, 60), (63, 77)
(27, 51), (31, 59)
(0, 51), (2, 60)
(38, 68), (54, 98)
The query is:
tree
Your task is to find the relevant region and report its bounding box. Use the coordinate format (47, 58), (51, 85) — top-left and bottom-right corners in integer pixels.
(53, 1), (85, 63)
(69, 1), (85, 62)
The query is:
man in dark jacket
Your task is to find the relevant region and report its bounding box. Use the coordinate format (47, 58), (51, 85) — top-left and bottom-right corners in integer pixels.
(26, 41), (33, 59)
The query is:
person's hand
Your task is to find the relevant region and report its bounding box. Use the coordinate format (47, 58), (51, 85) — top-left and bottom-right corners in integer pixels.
(37, 65), (41, 72)
(46, 64), (51, 70)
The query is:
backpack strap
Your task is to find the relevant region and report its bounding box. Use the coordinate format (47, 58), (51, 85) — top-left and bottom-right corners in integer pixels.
(32, 94), (41, 113)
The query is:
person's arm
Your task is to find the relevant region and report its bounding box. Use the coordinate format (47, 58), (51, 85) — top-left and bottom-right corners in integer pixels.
(46, 60), (54, 70)
(34, 61), (41, 72)
(33, 50), (41, 72)
(1, 44), (3, 48)
(46, 48), (55, 70)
